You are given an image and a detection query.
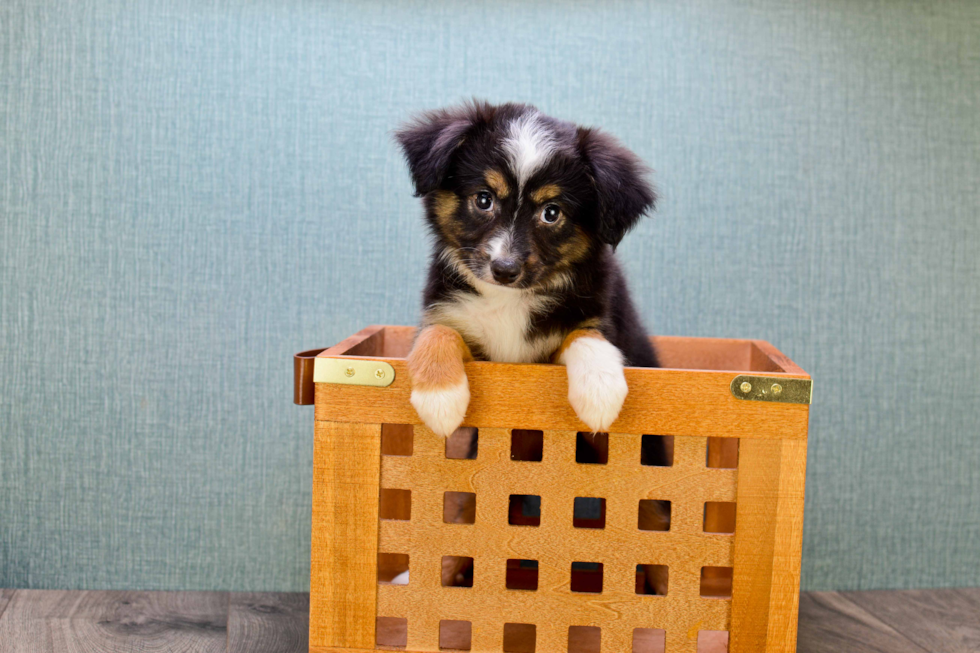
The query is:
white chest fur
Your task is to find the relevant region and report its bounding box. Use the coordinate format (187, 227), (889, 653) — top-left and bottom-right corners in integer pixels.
(427, 282), (562, 364)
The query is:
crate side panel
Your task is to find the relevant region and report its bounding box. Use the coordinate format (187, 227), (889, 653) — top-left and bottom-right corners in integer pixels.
(376, 426), (737, 652)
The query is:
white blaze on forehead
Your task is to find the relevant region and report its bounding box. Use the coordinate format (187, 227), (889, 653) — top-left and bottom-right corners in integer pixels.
(487, 228), (513, 260)
(502, 112), (559, 192)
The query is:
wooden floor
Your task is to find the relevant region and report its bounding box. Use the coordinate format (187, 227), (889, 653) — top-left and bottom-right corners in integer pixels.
(0, 588), (977, 652)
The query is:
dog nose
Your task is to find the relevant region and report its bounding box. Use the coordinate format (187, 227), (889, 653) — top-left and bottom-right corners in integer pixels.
(491, 258), (522, 284)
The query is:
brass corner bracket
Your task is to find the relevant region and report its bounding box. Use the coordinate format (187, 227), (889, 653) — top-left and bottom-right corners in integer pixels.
(730, 375), (812, 405)
(313, 357), (396, 388)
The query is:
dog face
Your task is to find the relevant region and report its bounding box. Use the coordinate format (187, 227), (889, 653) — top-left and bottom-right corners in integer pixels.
(396, 102), (655, 291)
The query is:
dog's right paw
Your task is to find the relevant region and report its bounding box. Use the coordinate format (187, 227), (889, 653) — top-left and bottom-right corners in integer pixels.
(407, 323), (474, 438)
(410, 379), (470, 438)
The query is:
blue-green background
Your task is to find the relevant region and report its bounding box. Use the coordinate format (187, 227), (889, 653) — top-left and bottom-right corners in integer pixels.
(2, 0), (978, 592)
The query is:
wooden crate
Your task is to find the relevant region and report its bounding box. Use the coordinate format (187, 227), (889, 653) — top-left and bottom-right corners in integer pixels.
(296, 325), (811, 653)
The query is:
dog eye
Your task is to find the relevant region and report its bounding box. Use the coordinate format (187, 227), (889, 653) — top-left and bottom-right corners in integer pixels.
(475, 191), (494, 212)
(541, 204), (561, 224)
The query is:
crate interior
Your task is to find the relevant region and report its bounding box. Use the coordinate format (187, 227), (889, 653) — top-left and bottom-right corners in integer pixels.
(334, 325), (786, 373)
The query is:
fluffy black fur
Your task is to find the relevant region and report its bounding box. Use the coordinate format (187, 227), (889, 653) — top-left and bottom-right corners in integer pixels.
(395, 100), (660, 368)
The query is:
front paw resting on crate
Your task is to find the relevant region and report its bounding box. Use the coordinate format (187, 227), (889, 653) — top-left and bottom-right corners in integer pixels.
(556, 329), (629, 432)
(407, 324), (474, 437)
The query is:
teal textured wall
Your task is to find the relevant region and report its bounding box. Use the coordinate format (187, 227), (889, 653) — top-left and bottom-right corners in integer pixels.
(1, 0), (978, 592)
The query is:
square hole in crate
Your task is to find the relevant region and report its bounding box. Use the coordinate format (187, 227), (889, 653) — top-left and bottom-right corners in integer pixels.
(505, 559), (538, 590)
(441, 556), (474, 587)
(568, 626), (601, 653)
(570, 562), (603, 593)
(376, 616), (408, 648)
(444, 492), (476, 524)
(703, 501), (736, 534)
(508, 494), (541, 526)
(379, 488), (411, 521)
(446, 427), (478, 460)
(439, 620), (472, 651)
(697, 630), (730, 652)
(381, 424), (414, 456)
(700, 566), (733, 599)
(573, 497), (606, 529)
(378, 553), (409, 585)
(640, 434), (673, 467)
(575, 432), (608, 464)
(503, 623), (536, 653)
(638, 500), (671, 531)
(635, 564), (668, 595)
(706, 437), (739, 468)
(632, 628), (666, 653)
(511, 429), (543, 461)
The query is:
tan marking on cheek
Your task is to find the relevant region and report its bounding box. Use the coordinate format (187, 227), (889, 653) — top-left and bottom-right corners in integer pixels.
(557, 226), (592, 264)
(408, 323), (474, 390)
(431, 190), (461, 242)
(484, 169), (510, 199)
(551, 327), (605, 363)
(531, 184), (561, 204)
(433, 190), (460, 224)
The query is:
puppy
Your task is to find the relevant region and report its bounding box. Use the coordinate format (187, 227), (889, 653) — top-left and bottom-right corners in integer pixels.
(396, 101), (659, 434)
(396, 102), (670, 594)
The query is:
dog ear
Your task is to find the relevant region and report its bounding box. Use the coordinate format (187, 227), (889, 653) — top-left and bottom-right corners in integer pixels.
(395, 108), (476, 196)
(576, 127), (656, 248)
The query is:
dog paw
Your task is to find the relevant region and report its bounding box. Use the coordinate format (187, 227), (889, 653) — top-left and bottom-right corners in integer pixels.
(410, 380), (470, 438)
(561, 336), (628, 432)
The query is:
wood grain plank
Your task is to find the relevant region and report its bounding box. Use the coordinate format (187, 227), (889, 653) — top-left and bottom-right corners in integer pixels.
(228, 592), (309, 653)
(729, 438), (782, 653)
(955, 586), (980, 607)
(764, 438), (808, 653)
(309, 421), (382, 650)
(322, 325), (387, 357)
(651, 336), (753, 371)
(844, 588), (980, 653)
(0, 589), (227, 653)
(0, 588), (15, 621)
(0, 589), (85, 652)
(3, 589), (974, 653)
(796, 591), (928, 653)
(315, 359), (810, 439)
(749, 340), (807, 375)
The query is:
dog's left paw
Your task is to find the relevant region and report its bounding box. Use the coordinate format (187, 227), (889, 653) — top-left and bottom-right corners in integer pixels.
(560, 335), (628, 432)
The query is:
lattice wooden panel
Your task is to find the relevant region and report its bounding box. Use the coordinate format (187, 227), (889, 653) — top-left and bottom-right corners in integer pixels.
(376, 425), (738, 653)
